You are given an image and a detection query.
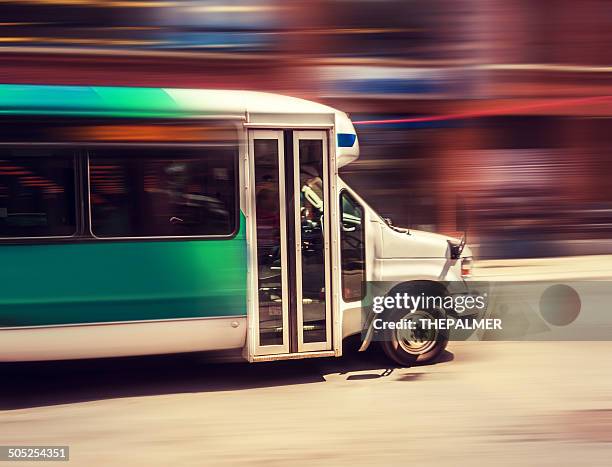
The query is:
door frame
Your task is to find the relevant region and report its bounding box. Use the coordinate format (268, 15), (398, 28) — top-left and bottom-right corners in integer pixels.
(246, 128), (337, 359)
(293, 130), (332, 352)
(247, 130), (290, 356)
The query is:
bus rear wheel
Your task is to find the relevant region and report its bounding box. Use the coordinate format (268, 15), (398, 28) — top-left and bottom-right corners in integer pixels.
(381, 307), (449, 367)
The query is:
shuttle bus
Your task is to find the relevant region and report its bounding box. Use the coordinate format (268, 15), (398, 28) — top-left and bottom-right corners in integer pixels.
(0, 84), (473, 366)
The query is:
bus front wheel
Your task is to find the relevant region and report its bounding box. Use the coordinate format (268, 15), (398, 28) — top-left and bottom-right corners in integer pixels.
(380, 306), (449, 367)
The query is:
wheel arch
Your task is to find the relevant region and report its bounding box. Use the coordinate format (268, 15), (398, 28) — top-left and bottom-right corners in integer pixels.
(358, 279), (450, 352)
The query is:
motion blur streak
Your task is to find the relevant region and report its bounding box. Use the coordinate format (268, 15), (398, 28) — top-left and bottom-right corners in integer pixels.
(1, 0), (612, 259)
(353, 95), (612, 125)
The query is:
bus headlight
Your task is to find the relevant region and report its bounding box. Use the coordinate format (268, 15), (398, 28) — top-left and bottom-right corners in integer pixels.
(461, 257), (473, 278)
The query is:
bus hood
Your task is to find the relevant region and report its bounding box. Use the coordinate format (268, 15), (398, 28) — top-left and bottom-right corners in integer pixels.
(380, 222), (471, 259)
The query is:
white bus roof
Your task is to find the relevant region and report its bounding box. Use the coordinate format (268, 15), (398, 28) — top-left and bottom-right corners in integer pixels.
(0, 84), (360, 166)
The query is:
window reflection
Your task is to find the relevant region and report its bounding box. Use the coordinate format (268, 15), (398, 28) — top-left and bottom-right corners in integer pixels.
(340, 191), (366, 301)
(254, 139), (284, 346)
(299, 139), (327, 344)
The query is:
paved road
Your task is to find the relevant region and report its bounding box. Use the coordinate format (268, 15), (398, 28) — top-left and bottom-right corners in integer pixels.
(2, 257), (612, 466)
(2, 340), (612, 467)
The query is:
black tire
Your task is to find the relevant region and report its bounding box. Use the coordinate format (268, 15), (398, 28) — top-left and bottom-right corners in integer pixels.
(380, 304), (450, 367)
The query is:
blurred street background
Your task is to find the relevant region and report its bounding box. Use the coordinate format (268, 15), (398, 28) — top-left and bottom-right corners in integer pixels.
(2, 0), (612, 259)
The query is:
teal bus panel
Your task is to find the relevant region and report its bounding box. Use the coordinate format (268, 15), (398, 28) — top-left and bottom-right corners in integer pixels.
(0, 217), (247, 328)
(0, 85), (188, 119)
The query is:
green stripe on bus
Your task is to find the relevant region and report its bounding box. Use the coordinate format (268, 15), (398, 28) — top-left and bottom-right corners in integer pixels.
(0, 215), (247, 328)
(0, 84), (189, 118)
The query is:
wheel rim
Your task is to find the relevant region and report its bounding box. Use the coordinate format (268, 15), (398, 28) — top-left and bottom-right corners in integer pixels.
(396, 309), (438, 355)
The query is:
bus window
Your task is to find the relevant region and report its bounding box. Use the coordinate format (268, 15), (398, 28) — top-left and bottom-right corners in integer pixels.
(0, 149), (77, 238)
(299, 139), (327, 344)
(254, 139), (285, 346)
(339, 190), (366, 301)
(89, 147), (237, 238)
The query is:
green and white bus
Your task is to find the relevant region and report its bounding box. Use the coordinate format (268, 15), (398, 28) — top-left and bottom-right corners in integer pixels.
(0, 84), (473, 366)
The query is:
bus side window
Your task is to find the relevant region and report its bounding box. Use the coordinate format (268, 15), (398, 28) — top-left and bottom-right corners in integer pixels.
(339, 191), (366, 302)
(0, 149), (77, 238)
(89, 147), (237, 238)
